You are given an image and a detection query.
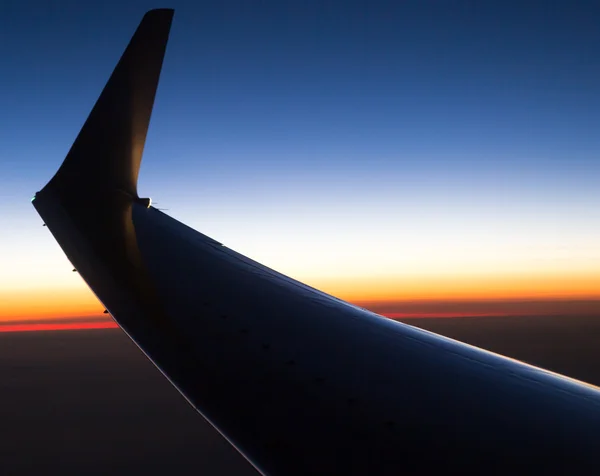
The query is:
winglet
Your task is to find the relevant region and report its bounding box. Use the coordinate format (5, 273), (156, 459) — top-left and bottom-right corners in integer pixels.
(42, 9), (174, 200)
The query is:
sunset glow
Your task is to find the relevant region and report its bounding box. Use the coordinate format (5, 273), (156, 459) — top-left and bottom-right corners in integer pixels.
(0, 287), (104, 321)
(312, 272), (600, 303)
(1, 270), (599, 324)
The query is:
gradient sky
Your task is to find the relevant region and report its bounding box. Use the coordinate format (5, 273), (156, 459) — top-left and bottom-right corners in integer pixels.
(1, 0), (599, 323)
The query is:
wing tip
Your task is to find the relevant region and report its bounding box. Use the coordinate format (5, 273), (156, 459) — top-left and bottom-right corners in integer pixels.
(142, 8), (175, 23)
(39, 8), (175, 202)
(146, 7), (175, 15)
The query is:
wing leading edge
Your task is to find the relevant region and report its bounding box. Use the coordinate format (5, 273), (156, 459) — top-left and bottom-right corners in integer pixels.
(33, 9), (600, 475)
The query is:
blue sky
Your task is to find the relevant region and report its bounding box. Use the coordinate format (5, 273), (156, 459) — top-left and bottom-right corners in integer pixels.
(1, 0), (599, 315)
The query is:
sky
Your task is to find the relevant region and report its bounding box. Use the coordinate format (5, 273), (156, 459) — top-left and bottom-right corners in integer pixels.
(1, 0), (599, 326)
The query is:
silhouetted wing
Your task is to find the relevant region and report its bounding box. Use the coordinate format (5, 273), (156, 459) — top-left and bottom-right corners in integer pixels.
(33, 9), (600, 475)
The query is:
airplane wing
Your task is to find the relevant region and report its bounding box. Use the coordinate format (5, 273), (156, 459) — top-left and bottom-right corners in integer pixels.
(33, 9), (600, 475)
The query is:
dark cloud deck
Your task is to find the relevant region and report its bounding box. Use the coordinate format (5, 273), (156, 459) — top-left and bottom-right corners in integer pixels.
(2, 314), (600, 475)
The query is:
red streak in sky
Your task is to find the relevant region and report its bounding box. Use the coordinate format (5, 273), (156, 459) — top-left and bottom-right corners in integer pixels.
(0, 321), (119, 333)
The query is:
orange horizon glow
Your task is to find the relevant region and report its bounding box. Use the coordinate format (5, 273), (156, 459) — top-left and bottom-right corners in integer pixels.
(2, 270), (599, 323)
(0, 287), (104, 321)
(312, 271), (600, 303)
